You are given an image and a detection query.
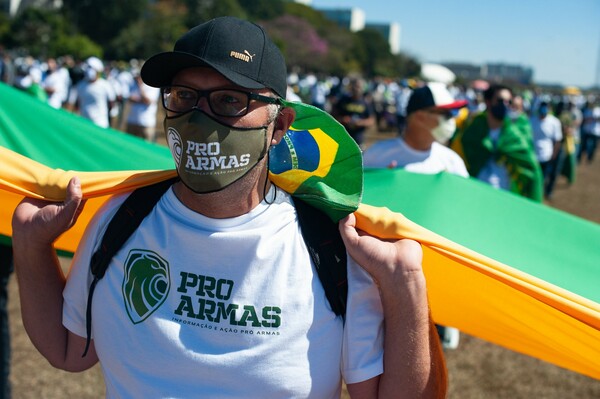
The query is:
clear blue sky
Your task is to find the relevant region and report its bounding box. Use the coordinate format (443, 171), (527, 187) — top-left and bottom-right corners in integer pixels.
(309, 0), (600, 88)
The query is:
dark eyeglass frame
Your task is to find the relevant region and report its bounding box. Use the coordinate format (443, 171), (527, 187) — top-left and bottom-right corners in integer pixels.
(161, 85), (280, 117)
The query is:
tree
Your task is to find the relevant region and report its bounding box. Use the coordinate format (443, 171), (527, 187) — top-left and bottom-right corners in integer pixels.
(178, 0), (247, 29)
(0, 12), (11, 44)
(261, 15), (329, 73)
(62, 0), (148, 54)
(393, 52), (421, 79)
(54, 35), (104, 60)
(5, 7), (102, 59)
(238, 0), (284, 21)
(281, 1), (360, 76)
(1, 0), (422, 80)
(353, 28), (396, 77)
(109, 0), (188, 60)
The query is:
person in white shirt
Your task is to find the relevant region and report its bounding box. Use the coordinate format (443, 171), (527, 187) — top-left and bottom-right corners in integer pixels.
(363, 82), (468, 350)
(125, 72), (160, 141)
(364, 82), (469, 178)
(530, 101), (563, 199)
(42, 58), (70, 109)
(67, 57), (116, 128)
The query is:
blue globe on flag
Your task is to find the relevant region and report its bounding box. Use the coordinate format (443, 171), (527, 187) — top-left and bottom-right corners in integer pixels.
(269, 129), (320, 174)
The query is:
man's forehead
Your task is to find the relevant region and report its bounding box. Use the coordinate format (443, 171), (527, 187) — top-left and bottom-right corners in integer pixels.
(173, 67), (232, 86)
(172, 66), (271, 94)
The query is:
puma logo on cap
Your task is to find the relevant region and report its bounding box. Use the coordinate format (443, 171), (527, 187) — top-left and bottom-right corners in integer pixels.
(230, 50), (255, 63)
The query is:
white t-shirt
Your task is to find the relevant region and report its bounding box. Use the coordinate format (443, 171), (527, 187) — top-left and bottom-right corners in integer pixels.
(530, 114), (563, 162)
(363, 137), (469, 177)
(68, 78), (116, 128)
(42, 67), (70, 109)
(582, 106), (600, 137)
(126, 82), (160, 128)
(63, 186), (384, 398)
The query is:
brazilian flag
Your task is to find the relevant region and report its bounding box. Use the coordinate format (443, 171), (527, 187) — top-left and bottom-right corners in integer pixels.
(1, 82), (600, 380)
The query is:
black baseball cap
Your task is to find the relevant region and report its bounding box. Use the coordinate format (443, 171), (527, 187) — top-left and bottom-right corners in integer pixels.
(141, 16), (287, 98)
(406, 82), (468, 115)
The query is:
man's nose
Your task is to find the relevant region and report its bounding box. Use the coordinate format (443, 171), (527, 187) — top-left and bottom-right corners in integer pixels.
(194, 95), (211, 113)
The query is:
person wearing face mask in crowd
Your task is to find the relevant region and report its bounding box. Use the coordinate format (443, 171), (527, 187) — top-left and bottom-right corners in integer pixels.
(363, 82), (468, 351)
(363, 82), (469, 177)
(331, 77), (376, 149)
(66, 56), (116, 128)
(508, 94), (535, 151)
(454, 84), (543, 202)
(11, 17), (447, 398)
(529, 101), (563, 200)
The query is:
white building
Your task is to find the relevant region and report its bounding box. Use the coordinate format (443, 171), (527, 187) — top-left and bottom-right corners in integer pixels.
(4, 0), (62, 16)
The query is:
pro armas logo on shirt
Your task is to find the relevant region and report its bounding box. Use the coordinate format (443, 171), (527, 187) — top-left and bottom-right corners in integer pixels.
(122, 249), (282, 333)
(173, 271), (282, 330)
(122, 249), (170, 324)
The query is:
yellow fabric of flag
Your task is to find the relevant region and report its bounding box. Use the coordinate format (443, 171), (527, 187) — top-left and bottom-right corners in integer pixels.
(2, 146), (600, 380)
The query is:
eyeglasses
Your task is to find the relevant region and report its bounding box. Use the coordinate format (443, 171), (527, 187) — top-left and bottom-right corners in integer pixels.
(161, 85), (280, 117)
(426, 108), (458, 119)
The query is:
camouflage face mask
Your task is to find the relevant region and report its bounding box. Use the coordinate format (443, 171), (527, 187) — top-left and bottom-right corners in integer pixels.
(164, 110), (268, 193)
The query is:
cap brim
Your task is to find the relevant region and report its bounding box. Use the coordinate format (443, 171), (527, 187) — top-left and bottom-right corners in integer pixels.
(141, 51), (266, 90)
(435, 99), (469, 110)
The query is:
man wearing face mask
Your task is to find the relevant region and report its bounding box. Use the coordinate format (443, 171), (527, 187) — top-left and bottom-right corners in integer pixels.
(363, 82), (467, 351)
(11, 17), (446, 398)
(509, 94), (535, 151)
(456, 84), (543, 202)
(363, 82), (469, 178)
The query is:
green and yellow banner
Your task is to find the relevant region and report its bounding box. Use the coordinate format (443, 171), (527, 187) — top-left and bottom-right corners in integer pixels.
(1, 82), (599, 380)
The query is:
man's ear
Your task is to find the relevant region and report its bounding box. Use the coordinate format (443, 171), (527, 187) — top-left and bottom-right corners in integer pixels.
(271, 106), (296, 146)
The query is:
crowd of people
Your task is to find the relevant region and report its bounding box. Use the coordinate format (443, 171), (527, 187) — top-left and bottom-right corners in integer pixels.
(286, 73), (599, 202)
(0, 52), (161, 142)
(2, 51), (599, 190)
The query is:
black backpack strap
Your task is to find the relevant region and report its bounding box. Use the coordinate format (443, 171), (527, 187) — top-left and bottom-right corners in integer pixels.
(294, 198), (348, 322)
(82, 177), (177, 356)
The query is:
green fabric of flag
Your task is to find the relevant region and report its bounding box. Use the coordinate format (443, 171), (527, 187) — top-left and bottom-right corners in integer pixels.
(0, 83), (174, 172)
(3, 81), (600, 379)
(362, 168), (600, 304)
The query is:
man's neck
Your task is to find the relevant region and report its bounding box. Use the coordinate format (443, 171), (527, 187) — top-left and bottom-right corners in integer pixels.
(403, 127), (434, 151)
(487, 114), (503, 130)
(173, 168), (269, 219)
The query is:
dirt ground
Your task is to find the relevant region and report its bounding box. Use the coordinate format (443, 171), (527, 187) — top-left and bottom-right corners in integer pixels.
(7, 126), (600, 398)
